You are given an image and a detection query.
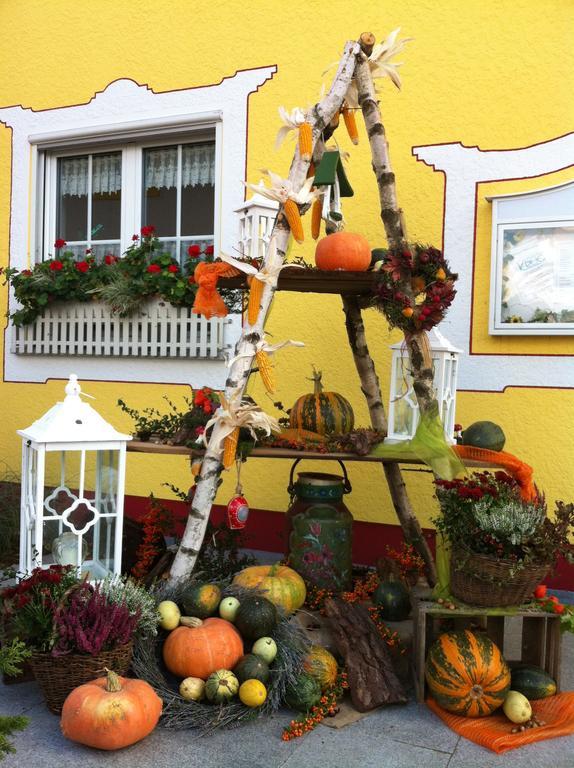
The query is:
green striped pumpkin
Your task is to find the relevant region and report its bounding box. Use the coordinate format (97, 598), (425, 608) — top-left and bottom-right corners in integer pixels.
(425, 630), (510, 717)
(289, 368), (354, 436)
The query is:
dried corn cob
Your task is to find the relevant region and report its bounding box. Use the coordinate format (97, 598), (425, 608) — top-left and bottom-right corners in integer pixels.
(247, 276), (264, 325)
(298, 122), (313, 161)
(342, 105), (359, 145)
(311, 197), (322, 240)
(283, 199), (304, 243)
(256, 349), (276, 393)
(306, 160), (315, 179)
(222, 427), (239, 469)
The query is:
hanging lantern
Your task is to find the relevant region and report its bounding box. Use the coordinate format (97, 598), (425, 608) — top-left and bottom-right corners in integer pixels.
(234, 192), (279, 262)
(17, 374), (131, 579)
(226, 460), (249, 529)
(385, 328), (462, 444)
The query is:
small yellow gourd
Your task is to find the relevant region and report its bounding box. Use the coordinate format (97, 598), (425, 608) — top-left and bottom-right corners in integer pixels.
(502, 690), (532, 724)
(157, 600), (180, 630)
(179, 677), (206, 702)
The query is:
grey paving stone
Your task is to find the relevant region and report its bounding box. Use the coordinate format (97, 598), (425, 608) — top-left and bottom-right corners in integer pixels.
(281, 727), (451, 768)
(343, 700), (459, 754)
(447, 732), (574, 768)
(0, 680), (42, 715)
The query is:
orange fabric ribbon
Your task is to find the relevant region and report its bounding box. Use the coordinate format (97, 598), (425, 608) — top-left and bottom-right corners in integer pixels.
(454, 445), (536, 501)
(192, 262), (240, 319)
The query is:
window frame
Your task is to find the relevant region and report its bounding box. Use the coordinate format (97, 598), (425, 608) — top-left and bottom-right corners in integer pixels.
(33, 122), (221, 265)
(488, 182), (574, 336)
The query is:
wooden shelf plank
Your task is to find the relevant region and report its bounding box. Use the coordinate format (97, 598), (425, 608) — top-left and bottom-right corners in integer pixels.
(221, 267), (378, 296)
(127, 440), (498, 468)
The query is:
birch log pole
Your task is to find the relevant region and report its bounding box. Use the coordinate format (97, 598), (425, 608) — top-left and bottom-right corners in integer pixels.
(169, 41), (360, 584)
(355, 36), (438, 416)
(342, 296), (437, 584)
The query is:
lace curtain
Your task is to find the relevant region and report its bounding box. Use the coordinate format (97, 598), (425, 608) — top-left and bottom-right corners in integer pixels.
(58, 143), (215, 197)
(144, 143), (215, 190)
(59, 154), (122, 197)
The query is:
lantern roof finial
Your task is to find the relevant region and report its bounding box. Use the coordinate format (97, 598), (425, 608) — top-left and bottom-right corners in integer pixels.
(17, 374), (131, 444)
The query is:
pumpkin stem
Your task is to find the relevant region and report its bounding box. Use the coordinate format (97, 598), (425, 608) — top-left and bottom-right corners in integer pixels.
(307, 366), (323, 395)
(104, 668), (122, 693)
(180, 616), (204, 628)
(269, 563), (280, 576)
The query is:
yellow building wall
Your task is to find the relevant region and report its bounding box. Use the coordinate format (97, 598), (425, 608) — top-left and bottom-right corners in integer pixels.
(0, 0), (573, 530)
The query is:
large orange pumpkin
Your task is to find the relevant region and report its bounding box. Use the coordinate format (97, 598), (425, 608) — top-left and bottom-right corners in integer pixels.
(315, 231), (371, 271)
(163, 617), (243, 680)
(232, 564), (306, 614)
(425, 630), (510, 717)
(60, 669), (162, 751)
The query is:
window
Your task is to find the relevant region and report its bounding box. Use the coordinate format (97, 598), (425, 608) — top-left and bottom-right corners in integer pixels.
(41, 133), (216, 265)
(488, 182), (574, 335)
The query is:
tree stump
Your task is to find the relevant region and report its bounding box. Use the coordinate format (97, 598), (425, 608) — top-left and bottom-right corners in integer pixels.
(325, 598), (407, 711)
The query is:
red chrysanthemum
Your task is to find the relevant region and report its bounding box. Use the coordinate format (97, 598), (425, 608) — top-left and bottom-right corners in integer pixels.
(146, 263), (161, 274)
(49, 260), (64, 271)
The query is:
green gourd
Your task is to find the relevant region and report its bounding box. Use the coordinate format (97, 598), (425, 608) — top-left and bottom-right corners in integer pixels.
(461, 421), (506, 452)
(373, 580), (411, 621)
(234, 596), (278, 640)
(233, 654), (270, 684)
(510, 666), (557, 700)
(284, 672), (322, 712)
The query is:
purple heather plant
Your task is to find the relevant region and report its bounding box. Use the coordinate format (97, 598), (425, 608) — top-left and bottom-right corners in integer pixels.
(52, 583), (140, 656)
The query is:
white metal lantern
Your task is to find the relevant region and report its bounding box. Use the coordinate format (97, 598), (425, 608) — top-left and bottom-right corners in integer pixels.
(385, 329), (462, 444)
(17, 374), (131, 579)
(234, 192), (279, 261)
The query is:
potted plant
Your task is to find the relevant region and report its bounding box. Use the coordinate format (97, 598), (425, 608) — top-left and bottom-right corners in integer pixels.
(433, 472), (574, 606)
(0, 566), (158, 713)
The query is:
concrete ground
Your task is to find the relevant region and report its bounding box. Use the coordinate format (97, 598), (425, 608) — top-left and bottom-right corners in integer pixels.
(2, 619), (574, 768)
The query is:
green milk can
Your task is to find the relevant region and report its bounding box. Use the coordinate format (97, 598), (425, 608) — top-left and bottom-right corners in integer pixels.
(286, 460), (353, 592)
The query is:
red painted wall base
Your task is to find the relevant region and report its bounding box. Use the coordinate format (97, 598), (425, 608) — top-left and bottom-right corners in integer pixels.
(125, 495), (574, 590)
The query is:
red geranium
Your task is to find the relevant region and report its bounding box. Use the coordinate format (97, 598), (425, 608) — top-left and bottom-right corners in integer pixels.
(167, 264), (179, 273)
(104, 253), (118, 265)
(132, 234), (139, 241)
(146, 264), (161, 274)
(203, 244), (214, 256)
(75, 261), (90, 273)
(49, 260), (64, 271)
(141, 225), (155, 238)
(188, 275), (195, 285)
(21, 269), (32, 276)
(54, 238), (66, 249)
(187, 244), (201, 258)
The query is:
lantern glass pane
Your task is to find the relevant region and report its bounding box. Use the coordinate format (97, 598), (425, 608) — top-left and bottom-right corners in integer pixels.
(36, 448), (120, 578)
(392, 358), (417, 437)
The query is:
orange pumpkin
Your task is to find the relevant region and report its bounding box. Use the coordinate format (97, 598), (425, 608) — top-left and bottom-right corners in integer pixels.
(60, 669), (162, 751)
(425, 630), (510, 717)
(163, 617), (243, 680)
(232, 564), (306, 614)
(315, 231), (371, 272)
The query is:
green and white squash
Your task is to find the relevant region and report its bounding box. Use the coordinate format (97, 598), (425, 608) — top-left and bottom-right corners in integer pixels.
(205, 669), (239, 703)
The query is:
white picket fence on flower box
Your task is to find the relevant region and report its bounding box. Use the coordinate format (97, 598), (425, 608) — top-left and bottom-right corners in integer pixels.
(10, 301), (231, 359)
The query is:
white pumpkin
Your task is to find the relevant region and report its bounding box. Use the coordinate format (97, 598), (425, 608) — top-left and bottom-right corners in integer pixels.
(503, 690), (532, 724)
(219, 597), (241, 622)
(252, 636), (278, 664)
(179, 676), (206, 702)
(158, 600), (181, 630)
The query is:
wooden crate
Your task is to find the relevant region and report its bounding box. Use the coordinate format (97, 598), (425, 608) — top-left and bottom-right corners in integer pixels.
(412, 600), (562, 702)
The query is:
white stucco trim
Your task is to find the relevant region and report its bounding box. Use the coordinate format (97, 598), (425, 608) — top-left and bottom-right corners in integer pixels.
(413, 134), (574, 392)
(0, 67), (276, 387)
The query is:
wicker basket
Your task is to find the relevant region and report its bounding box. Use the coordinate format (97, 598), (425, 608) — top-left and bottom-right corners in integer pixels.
(450, 547), (550, 607)
(30, 641), (133, 714)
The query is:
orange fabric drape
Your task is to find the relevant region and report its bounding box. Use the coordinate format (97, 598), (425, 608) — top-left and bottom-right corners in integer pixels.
(454, 445), (536, 501)
(428, 693), (574, 754)
(192, 262), (240, 319)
